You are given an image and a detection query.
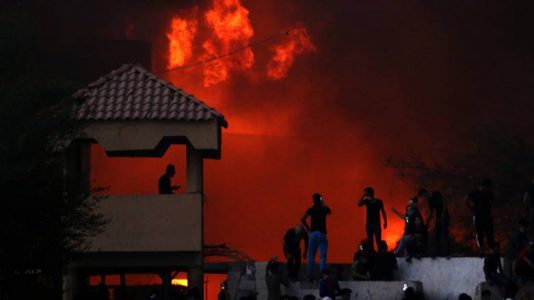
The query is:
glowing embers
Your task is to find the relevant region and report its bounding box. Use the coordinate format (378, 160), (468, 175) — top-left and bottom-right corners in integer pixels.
(167, 17), (197, 69)
(267, 27), (316, 80)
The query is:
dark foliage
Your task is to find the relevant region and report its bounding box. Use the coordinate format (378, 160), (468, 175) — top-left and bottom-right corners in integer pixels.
(0, 6), (105, 299)
(386, 127), (534, 253)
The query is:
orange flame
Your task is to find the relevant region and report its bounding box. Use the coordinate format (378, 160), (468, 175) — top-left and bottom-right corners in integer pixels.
(202, 0), (254, 86)
(167, 17), (197, 69)
(267, 27), (316, 80)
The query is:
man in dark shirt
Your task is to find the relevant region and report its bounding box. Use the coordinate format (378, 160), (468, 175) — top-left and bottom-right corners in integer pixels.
(466, 178), (495, 254)
(358, 187), (387, 251)
(158, 164), (180, 194)
(301, 193), (331, 279)
(283, 225), (309, 280)
(319, 269), (341, 299)
(425, 190), (450, 257)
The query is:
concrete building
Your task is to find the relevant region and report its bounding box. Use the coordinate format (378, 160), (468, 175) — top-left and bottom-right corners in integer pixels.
(63, 64), (227, 300)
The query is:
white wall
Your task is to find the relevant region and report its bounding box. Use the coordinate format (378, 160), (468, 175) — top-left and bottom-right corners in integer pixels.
(253, 258), (486, 300)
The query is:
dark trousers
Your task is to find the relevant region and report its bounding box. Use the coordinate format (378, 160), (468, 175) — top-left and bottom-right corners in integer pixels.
(366, 223), (381, 250)
(434, 220), (450, 256)
(474, 216), (495, 250)
(286, 250), (301, 279)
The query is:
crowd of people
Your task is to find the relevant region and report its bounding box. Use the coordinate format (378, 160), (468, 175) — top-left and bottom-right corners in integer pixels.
(270, 177), (534, 299)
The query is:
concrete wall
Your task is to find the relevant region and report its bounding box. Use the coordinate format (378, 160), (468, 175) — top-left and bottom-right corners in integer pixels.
(89, 193), (202, 252)
(253, 258), (486, 300)
(395, 258), (485, 300)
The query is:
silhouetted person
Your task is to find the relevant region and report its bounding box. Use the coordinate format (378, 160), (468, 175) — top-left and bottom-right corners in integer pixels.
(374, 240), (398, 281)
(481, 289), (491, 300)
(358, 187), (387, 251)
(505, 219), (529, 277)
(395, 216), (427, 262)
(466, 178), (495, 254)
(301, 193), (331, 280)
(158, 164), (180, 194)
(425, 190), (450, 257)
(283, 224), (309, 280)
(392, 197), (424, 233)
(218, 282), (230, 300)
(351, 238), (376, 280)
(523, 175), (534, 224)
(319, 269), (341, 300)
(484, 243), (505, 286)
(458, 293), (472, 300)
(265, 257), (287, 300)
(515, 242), (534, 282)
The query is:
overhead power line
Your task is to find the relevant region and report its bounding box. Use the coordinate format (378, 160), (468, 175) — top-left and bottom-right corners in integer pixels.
(158, 29), (291, 76)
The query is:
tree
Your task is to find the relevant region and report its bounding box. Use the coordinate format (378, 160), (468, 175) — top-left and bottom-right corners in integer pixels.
(386, 127), (534, 254)
(0, 5), (105, 299)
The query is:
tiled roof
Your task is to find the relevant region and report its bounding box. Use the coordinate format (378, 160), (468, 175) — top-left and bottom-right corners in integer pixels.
(73, 64), (227, 127)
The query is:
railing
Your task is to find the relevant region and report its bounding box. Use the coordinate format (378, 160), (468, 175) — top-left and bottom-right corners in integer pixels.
(88, 193), (202, 252)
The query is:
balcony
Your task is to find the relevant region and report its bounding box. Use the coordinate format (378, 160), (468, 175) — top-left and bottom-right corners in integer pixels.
(88, 193), (202, 252)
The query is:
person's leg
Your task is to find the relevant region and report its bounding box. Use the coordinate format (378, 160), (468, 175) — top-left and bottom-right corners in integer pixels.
(366, 225), (374, 249)
(395, 236), (408, 255)
(475, 217), (485, 252)
(287, 254), (296, 279)
(319, 232), (328, 272)
(486, 220), (495, 248)
(434, 220), (442, 256)
(294, 251), (301, 280)
(375, 225), (382, 251)
(442, 224), (450, 257)
(307, 232), (319, 278)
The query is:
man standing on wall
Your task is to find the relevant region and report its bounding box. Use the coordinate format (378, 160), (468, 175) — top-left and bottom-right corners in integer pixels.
(466, 178), (496, 255)
(301, 193), (331, 281)
(358, 187), (387, 251)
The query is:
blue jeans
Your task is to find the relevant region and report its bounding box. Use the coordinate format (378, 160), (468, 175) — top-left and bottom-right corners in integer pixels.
(307, 231), (328, 276)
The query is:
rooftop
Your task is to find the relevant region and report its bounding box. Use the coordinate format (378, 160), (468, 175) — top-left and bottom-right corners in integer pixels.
(73, 64), (227, 127)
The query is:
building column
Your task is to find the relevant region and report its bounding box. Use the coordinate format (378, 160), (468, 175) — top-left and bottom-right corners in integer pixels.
(187, 145), (204, 194)
(188, 265), (204, 300)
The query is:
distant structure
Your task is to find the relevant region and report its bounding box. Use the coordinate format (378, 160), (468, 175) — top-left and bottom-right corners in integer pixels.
(63, 64), (227, 300)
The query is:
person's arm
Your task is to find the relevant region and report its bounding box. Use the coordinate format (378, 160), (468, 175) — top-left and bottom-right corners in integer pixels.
(301, 211), (311, 232)
(391, 207), (405, 220)
(498, 256), (504, 274)
(358, 197), (367, 207)
(302, 232), (309, 259)
(380, 201), (387, 229)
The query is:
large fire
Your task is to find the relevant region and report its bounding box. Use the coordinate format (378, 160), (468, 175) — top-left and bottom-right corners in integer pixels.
(165, 0), (315, 86)
(167, 17), (197, 69)
(267, 27), (316, 80)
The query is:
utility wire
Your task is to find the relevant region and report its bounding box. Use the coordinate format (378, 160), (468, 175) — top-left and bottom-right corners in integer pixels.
(158, 29), (291, 76)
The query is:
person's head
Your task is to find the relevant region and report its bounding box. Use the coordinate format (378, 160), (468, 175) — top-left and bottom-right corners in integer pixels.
(166, 164), (176, 177)
(321, 269), (330, 279)
(363, 187), (375, 199)
(519, 219), (529, 232)
(458, 293), (472, 300)
(481, 289), (492, 300)
(313, 193), (323, 205)
(378, 240), (388, 253)
(295, 224), (305, 235)
(417, 188), (429, 198)
(480, 178), (493, 190)
(359, 238), (371, 251)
